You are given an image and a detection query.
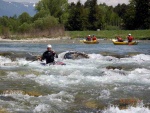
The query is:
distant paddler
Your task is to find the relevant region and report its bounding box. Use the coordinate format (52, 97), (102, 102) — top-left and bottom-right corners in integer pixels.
(116, 36), (123, 42)
(92, 34), (97, 41)
(127, 34), (134, 43)
(86, 35), (91, 41)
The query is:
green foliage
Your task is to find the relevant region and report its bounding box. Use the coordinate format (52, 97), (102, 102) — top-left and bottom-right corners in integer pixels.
(67, 30), (150, 39)
(32, 10), (50, 21)
(134, 0), (150, 29)
(88, 0), (99, 30)
(123, 0), (150, 29)
(0, 0), (149, 38)
(67, 1), (88, 30)
(105, 25), (120, 30)
(18, 23), (32, 33)
(123, 0), (136, 29)
(1, 26), (10, 38)
(35, 0), (68, 24)
(66, 1), (121, 31)
(114, 4), (128, 19)
(0, 16), (19, 33)
(33, 16), (58, 30)
(18, 12), (31, 24)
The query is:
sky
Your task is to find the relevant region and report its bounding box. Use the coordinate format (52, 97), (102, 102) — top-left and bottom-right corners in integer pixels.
(4, 0), (129, 6)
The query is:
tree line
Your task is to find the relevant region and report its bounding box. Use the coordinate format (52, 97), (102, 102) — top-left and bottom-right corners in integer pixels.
(0, 0), (149, 38)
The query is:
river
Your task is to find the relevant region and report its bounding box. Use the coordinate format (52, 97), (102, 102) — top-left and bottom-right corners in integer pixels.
(0, 39), (150, 113)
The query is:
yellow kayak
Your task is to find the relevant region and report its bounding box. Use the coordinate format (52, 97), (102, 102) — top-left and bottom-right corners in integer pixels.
(112, 39), (138, 45)
(80, 39), (99, 44)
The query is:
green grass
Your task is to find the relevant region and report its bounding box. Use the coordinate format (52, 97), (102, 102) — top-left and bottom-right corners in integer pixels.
(66, 30), (150, 40)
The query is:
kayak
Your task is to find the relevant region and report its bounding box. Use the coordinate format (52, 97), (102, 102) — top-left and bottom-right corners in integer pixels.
(40, 61), (66, 66)
(80, 39), (99, 44)
(112, 39), (138, 45)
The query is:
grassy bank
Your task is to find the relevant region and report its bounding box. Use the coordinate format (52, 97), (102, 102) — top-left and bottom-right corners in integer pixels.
(66, 30), (150, 40)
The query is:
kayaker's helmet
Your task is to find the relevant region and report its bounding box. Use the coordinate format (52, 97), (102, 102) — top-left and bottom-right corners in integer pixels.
(128, 34), (131, 36)
(47, 44), (52, 48)
(89, 35), (90, 36)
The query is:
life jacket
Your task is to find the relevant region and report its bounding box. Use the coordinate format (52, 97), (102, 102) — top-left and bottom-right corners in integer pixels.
(117, 37), (123, 42)
(42, 51), (56, 64)
(87, 36), (91, 41)
(128, 36), (133, 41)
(92, 36), (97, 41)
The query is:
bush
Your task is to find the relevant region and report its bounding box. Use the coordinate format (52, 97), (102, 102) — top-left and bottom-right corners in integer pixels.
(105, 25), (120, 30)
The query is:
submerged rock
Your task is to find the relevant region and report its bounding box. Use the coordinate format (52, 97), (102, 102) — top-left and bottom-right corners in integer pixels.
(106, 64), (142, 71)
(84, 100), (105, 109)
(0, 70), (7, 76)
(25, 91), (41, 97)
(64, 51), (89, 59)
(100, 52), (141, 58)
(3, 90), (26, 95)
(2, 90), (42, 97)
(106, 66), (122, 70)
(0, 52), (38, 61)
(0, 96), (16, 101)
(0, 108), (9, 113)
(100, 52), (126, 58)
(113, 98), (141, 109)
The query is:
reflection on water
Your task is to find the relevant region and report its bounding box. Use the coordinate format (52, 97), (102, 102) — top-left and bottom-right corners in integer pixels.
(0, 41), (150, 113)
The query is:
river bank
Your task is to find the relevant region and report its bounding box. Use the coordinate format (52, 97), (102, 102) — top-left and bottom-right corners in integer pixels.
(0, 37), (113, 44)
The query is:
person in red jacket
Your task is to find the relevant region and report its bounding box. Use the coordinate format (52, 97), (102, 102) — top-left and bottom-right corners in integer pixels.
(92, 35), (97, 41)
(86, 35), (91, 41)
(127, 34), (134, 42)
(116, 36), (123, 42)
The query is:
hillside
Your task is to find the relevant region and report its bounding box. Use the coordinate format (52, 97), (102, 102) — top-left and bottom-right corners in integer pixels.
(0, 0), (36, 17)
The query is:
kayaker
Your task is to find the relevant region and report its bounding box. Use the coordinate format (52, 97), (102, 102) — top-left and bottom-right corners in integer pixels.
(116, 36), (123, 42)
(86, 35), (91, 41)
(38, 44), (58, 64)
(127, 34), (134, 42)
(92, 35), (97, 41)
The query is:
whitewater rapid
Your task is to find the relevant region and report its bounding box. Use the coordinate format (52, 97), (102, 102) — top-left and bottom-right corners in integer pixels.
(0, 52), (150, 113)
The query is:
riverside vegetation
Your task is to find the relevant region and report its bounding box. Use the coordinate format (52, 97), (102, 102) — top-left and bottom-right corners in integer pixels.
(0, 30), (150, 40)
(0, 0), (149, 40)
(67, 30), (150, 40)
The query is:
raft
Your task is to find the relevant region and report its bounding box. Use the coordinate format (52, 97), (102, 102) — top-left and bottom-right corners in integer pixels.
(112, 39), (138, 45)
(80, 39), (99, 44)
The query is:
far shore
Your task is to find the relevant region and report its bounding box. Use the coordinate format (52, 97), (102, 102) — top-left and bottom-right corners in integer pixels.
(0, 37), (74, 43)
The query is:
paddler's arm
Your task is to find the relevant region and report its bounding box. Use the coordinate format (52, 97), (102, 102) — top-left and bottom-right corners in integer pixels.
(37, 52), (46, 61)
(54, 52), (58, 58)
(37, 56), (42, 61)
(51, 50), (58, 58)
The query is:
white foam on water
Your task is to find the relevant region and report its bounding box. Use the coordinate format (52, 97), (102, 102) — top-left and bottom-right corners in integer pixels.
(98, 89), (110, 99)
(102, 104), (150, 113)
(4, 54), (147, 90)
(33, 104), (51, 113)
(132, 54), (150, 61)
(120, 54), (150, 64)
(33, 91), (74, 112)
(1, 91), (74, 112)
(2, 53), (150, 89)
(89, 53), (119, 61)
(102, 68), (150, 85)
(0, 56), (12, 66)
